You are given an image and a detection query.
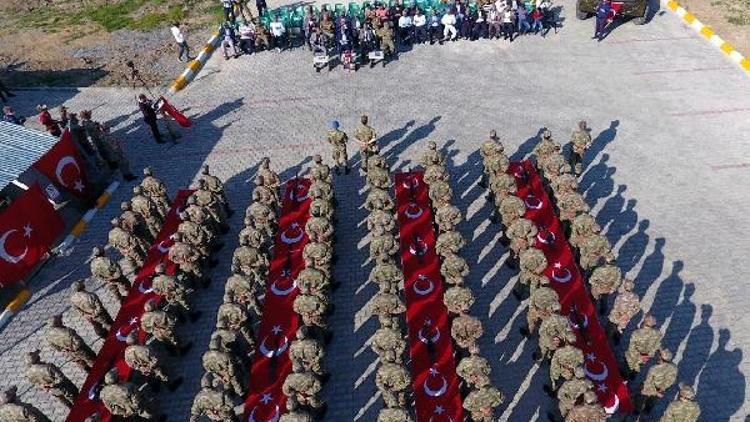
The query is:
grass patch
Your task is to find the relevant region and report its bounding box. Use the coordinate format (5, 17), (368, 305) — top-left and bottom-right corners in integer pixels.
(77, 0), (145, 31)
(131, 6), (186, 31)
(711, 0), (750, 26)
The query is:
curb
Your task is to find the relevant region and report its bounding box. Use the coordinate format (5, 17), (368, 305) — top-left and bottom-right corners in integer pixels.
(56, 180), (120, 254)
(0, 289), (31, 331)
(169, 29), (222, 93)
(664, 0), (750, 73)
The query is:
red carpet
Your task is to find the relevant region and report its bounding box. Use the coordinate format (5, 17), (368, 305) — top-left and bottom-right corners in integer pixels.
(509, 160), (633, 414)
(242, 177), (312, 421)
(394, 171), (463, 422)
(67, 189), (194, 422)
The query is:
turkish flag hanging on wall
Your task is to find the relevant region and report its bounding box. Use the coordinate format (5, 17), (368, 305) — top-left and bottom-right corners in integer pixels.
(33, 130), (90, 198)
(0, 184), (64, 287)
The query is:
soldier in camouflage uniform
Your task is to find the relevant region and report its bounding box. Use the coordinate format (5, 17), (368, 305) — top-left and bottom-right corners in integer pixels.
(309, 180), (334, 204)
(569, 214), (601, 253)
(232, 237), (268, 279)
(550, 173), (579, 198)
(661, 383), (700, 422)
(485, 155), (511, 193)
(556, 190), (589, 236)
(99, 368), (157, 420)
(46, 315), (96, 371)
(376, 363), (410, 408)
(90, 246), (131, 303)
(282, 371), (324, 409)
(421, 140), (445, 168)
(369, 262), (404, 294)
(141, 299), (191, 355)
(238, 220), (268, 252)
(588, 264), (622, 315)
(202, 337), (245, 396)
(0, 386), (51, 422)
(578, 233), (615, 273)
(538, 312), (577, 362)
(310, 197), (334, 222)
(152, 263), (198, 321)
(354, 115), (378, 173)
(190, 373), (238, 422)
(548, 345), (584, 391)
(251, 179), (278, 212)
(506, 217), (539, 269)
(178, 211), (214, 260)
(325, 121), (350, 174)
(515, 247), (549, 300)
(302, 241), (333, 276)
(364, 187), (395, 212)
(435, 230), (465, 257)
(427, 180), (453, 207)
(637, 348), (678, 414)
(451, 312), (484, 352)
(367, 210), (396, 236)
(366, 166), (391, 190)
(488, 171), (516, 208)
(132, 185), (164, 238)
(521, 286), (560, 337)
(224, 272), (262, 317)
(290, 325), (325, 375)
(280, 400), (315, 422)
(69, 279), (113, 338)
(607, 278), (640, 344)
(569, 121), (592, 176)
(124, 332), (181, 390)
(434, 203), (462, 233)
(623, 313), (662, 379)
(140, 167), (170, 219)
(533, 129), (561, 164)
(296, 267), (332, 300)
(497, 195), (526, 228)
(306, 214), (335, 245)
(257, 157), (281, 192)
(108, 217), (147, 268)
(370, 292), (406, 329)
(463, 385), (504, 422)
(217, 297), (255, 350)
(371, 326), (406, 364)
(184, 195), (221, 237)
(423, 164), (449, 186)
(294, 293), (329, 330)
(377, 406), (412, 422)
(310, 155), (333, 186)
(367, 154), (389, 172)
(440, 252), (469, 286)
(443, 286), (475, 315)
(246, 200), (277, 239)
(120, 200), (153, 244)
(565, 390), (605, 422)
(480, 130), (504, 163)
(457, 346), (491, 390)
(24, 350), (78, 408)
(539, 153), (571, 188)
(212, 319), (249, 359)
(553, 367), (593, 420)
(201, 165), (234, 216)
(193, 179), (229, 228)
(170, 232), (210, 287)
(370, 233), (399, 263)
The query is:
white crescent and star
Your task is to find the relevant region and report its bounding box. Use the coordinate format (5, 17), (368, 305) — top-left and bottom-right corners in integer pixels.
(604, 393), (620, 414)
(405, 203), (424, 219)
(413, 275), (435, 296)
(115, 317), (139, 342)
(551, 262), (572, 283)
(423, 368), (448, 397)
(0, 225), (31, 264)
(280, 223), (304, 244)
(55, 155), (84, 192)
(584, 353), (609, 382)
(537, 231), (556, 245)
(259, 325), (289, 358)
(410, 239), (428, 256)
(524, 195), (543, 210)
(402, 177), (419, 189)
(138, 279), (154, 294)
(248, 401), (280, 422)
(270, 277), (296, 296)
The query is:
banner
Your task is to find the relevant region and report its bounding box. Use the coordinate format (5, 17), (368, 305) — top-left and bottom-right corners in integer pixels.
(0, 183), (64, 287)
(33, 130), (90, 199)
(158, 97), (192, 128)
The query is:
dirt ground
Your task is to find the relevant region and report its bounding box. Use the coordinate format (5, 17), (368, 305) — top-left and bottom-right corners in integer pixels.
(678, 0), (750, 55)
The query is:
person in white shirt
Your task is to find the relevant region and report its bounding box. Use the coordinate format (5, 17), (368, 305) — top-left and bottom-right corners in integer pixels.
(238, 20), (255, 54)
(170, 22), (190, 62)
(502, 8), (515, 41)
(269, 16), (286, 51)
(441, 10), (457, 41)
(495, 0), (507, 13)
(413, 9), (427, 43)
(398, 11), (414, 44)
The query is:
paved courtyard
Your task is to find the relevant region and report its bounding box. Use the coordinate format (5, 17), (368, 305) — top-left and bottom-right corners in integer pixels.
(2, 0), (749, 420)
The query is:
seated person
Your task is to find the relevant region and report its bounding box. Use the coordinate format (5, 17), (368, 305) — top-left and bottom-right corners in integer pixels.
(238, 19), (256, 54)
(441, 9), (458, 41)
(397, 9), (413, 43)
(413, 9), (427, 43)
(269, 16), (287, 50)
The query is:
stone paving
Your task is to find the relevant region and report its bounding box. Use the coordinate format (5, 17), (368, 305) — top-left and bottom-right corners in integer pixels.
(2, 0), (750, 420)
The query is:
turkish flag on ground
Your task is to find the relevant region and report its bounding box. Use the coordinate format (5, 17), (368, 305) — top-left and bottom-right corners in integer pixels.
(158, 97), (192, 128)
(33, 130), (90, 199)
(0, 183), (64, 287)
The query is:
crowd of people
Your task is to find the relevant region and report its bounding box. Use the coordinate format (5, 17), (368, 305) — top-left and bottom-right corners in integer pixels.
(215, 0), (559, 67)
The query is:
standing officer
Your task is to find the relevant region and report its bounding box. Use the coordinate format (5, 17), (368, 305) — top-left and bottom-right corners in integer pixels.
(69, 280), (113, 339)
(569, 120), (592, 175)
(90, 246), (131, 303)
(354, 115), (378, 173)
(326, 120), (350, 174)
(24, 350), (79, 408)
(46, 315), (96, 371)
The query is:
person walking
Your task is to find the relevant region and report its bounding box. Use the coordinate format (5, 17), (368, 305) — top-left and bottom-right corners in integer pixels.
(138, 94), (163, 144)
(171, 22), (191, 62)
(594, 0), (612, 40)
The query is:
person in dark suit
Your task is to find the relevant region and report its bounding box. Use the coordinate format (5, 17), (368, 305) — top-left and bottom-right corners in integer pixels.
(138, 94), (163, 144)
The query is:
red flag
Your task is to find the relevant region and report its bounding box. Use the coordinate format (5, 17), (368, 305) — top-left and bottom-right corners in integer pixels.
(158, 97), (192, 128)
(33, 130), (90, 198)
(0, 184), (64, 287)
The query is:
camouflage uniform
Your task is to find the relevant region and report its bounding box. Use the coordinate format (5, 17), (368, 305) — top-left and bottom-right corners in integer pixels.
(238, 224), (267, 251)
(428, 180), (453, 207)
(565, 391), (605, 422)
(24, 351), (78, 408)
(463, 385), (504, 422)
(434, 203), (462, 233)
(193, 180), (228, 227)
(309, 180), (334, 203)
(489, 173), (517, 203)
(282, 372), (323, 409)
(246, 201), (277, 239)
(310, 198), (334, 221)
(443, 286), (475, 315)
(124, 333), (171, 383)
(376, 363), (410, 408)
(624, 314), (662, 374)
(99, 369), (156, 420)
(607, 279), (640, 338)
(660, 384), (700, 422)
(302, 241), (333, 276)
(518, 247), (549, 296)
(526, 286), (561, 335)
(366, 166), (391, 190)
(296, 267), (331, 299)
(120, 201), (153, 244)
(186, 196), (221, 235)
(420, 141), (445, 168)
(371, 327), (406, 363)
(306, 216), (334, 244)
(178, 217), (212, 258)
(224, 272), (262, 317)
(638, 349), (678, 412)
(423, 165), (449, 186)
(557, 367), (593, 418)
(141, 300), (182, 349)
(132, 186), (164, 238)
(456, 351), (491, 389)
(70, 280), (113, 338)
(549, 345), (584, 390)
(435, 230), (465, 257)
(90, 247), (131, 303)
(367, 210), (396, 236)
(377, 407), (413, 422)
(202, 338), (245, 395)
(216, 301), (254, 348)
(140, 167), (171, 218)
(506, 218), (538, 259)
(290, 327), (325, 375)
(370, 292), (406, 328)
(46, 316), (96, 371)
(326, 127), (350, 172)
(108, 218), (147, 268)
(451, 313), (484, 351)
(369, 262), (404, 294)
(480, 131), (504, 162)
(440, 253), (469, 286)
(533, 130), (561, 163)
(311, 157), (333, 185)
(570, 122), (592, 175)
(497, 195), (526, 226)
(539, 313), (576, 361)
(200, 165), (232, 215)
(354, 116), (378, 172)
(170, 234), (209, 283)
(257, 157), (281, 191)
(377, 22), (396, 57)
(294, 294), (328, 329)
(539, 153), (571, 183)
(367, 155), (389, 172)
(369, 233), (398, 263)
(232, 242), (269, 279)
(557, 191), (589, 224)
(588, 264), (621, 309)
(190, 374), (238, 422)
(252, 183), (279, 212)
(364, 188), (395, 212)
(485, 154), (511, 183)
(550, 173), (579, 197)
(569, 214), (601, 251)
(0, 387), (51, 422)
(578, 234), (614, 272)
